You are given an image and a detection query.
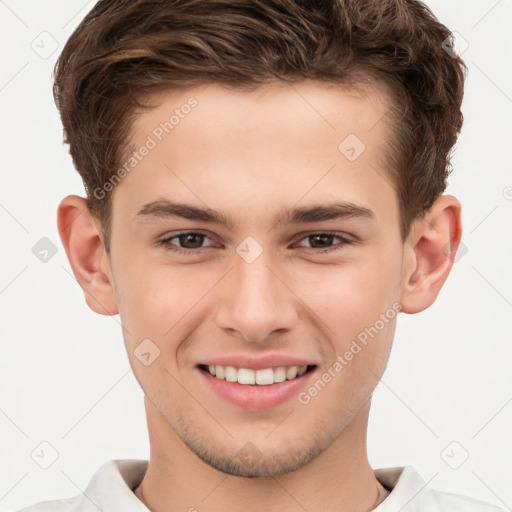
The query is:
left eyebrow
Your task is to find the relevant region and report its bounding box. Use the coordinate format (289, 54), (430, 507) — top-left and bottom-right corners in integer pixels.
(134, 199), (375, 230)
(275, 203), (375, 226)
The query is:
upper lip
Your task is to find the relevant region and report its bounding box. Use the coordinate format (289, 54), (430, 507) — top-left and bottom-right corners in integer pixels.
(199, 353), (317, 371)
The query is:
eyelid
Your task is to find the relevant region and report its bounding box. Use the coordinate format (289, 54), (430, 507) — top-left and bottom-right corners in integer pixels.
(293, 230), (356, 244)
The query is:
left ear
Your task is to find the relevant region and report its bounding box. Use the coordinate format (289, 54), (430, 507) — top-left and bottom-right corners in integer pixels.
(400, 194), (462, 314)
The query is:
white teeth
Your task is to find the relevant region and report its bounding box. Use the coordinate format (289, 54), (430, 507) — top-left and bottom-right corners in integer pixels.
(274, 367), (286, 383)
(286, 366), (298, 380)
(255, 368), (274, 385)
(225, 366), (238, 382)
(215, 365), (225, 379)
(206, 364), (309, 385)
(238, 368), (256, 385)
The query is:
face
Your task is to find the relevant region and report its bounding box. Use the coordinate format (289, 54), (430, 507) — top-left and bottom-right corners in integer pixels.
(107, 81), (404, 477)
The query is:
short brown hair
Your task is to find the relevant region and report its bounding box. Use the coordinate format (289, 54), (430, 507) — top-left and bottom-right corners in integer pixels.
(53, 0), (466, 252)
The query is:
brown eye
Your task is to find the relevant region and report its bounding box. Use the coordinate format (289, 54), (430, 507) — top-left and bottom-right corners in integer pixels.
(307, 233), (336, 249)
(157, 231), (215, 253)
(296, 232), (352, 253)
(175, 233), (206, 249)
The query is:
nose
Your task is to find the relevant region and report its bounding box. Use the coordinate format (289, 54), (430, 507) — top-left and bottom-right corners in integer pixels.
(214, 248), (299, 344)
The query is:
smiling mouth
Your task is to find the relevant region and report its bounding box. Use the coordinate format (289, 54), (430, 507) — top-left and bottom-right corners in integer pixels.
(198, 364), (316, 386)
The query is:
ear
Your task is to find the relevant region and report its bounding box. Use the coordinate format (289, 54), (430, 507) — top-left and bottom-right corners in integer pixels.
(399, 194), (462, 314)
(57, 195), (118, 316)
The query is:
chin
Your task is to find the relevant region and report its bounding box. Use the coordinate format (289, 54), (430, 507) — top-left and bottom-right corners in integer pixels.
(190, 443), (323, 477)
(174, 420), (337, 477)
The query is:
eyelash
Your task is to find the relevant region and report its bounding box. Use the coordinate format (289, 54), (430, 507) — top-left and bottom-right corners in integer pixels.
(156, 231), (354, 255)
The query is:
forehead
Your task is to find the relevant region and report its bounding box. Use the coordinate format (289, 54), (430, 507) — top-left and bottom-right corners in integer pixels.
(132, 79), (392, 146)
(113, 80), (398, 230)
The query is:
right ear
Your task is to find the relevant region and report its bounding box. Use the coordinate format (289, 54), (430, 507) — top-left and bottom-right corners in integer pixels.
(57, 195), (118, 316)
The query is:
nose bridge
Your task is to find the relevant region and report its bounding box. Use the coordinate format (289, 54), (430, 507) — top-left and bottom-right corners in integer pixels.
(216, 245), (297, 343)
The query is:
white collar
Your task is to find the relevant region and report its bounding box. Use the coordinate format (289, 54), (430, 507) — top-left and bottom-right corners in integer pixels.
(58, 459), (500, 512)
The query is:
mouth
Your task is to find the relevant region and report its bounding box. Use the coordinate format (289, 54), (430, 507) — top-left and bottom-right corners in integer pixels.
(197, 363), (317, 410)
(198, 364), (316, 385)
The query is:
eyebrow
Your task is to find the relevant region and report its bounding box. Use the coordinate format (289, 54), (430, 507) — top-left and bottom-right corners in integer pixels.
(135, 200), (375, 230)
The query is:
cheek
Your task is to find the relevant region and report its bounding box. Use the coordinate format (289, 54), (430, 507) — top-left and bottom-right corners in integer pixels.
(113, 257), (217, 342)
(301, 257), (400, 334)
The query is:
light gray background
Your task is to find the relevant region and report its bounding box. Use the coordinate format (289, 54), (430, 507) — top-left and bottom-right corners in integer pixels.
(1, 0), (511, 510)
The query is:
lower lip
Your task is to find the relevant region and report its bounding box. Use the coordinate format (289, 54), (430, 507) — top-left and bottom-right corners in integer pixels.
(198, 367), (315, 410)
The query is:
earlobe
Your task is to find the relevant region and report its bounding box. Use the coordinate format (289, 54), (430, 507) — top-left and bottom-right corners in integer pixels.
(57, 195), (119, 316)
(399, 195), (462, 314)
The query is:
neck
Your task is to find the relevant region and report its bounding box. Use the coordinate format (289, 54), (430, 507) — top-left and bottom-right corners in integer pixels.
(135, 398), (388, 512)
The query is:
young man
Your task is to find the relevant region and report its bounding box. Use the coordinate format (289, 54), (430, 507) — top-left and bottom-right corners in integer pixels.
(18, 0), (504, 511)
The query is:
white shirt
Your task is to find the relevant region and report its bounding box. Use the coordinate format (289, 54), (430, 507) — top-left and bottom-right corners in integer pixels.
(16, 459), (505, 512)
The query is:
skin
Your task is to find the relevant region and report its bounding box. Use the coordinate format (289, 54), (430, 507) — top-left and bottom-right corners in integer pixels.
(57, 80), (462, 512)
